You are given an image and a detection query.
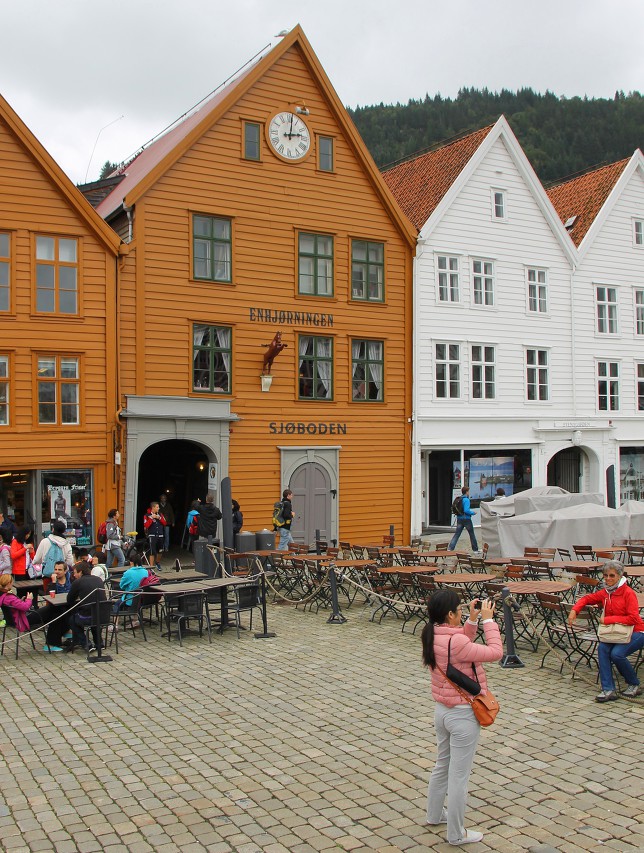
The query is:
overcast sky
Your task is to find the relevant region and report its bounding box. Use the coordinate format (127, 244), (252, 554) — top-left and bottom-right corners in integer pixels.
(2, 0), (643, 185)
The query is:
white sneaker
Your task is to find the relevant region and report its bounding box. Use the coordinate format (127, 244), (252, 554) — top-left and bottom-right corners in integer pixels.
(449, 830), (484, 846)
(622, 684), (642, 698)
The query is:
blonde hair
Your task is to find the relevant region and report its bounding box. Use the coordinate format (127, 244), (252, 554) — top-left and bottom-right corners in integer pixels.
(0, 573), (14, 592)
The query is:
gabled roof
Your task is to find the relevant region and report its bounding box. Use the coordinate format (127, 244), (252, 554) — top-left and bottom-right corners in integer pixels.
(381, 125), (494, 230)
(90, 25), (415, 245)
(546, 158), (630, 246)
(0, 94), (121, 254)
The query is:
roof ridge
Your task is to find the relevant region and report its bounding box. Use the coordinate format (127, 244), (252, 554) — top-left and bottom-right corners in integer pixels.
(544, 156), (630, 189)
(381, 122), (496, 172)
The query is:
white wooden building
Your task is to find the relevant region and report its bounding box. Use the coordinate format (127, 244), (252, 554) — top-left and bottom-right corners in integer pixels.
(385, 117), (584, 533)
(547, 151), (644, 508)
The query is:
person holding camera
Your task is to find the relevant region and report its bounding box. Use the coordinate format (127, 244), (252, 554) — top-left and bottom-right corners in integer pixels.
(421, 591), (502, 846)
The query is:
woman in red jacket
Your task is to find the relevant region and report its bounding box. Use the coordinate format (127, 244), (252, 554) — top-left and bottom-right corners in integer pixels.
(9, 527), (35, 577)
(421, 590), (502, 846)
(569, 560), (644, 702)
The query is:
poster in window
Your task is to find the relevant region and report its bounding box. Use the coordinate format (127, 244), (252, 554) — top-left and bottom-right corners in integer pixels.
(468, 457), (514, 500)
(620, 452), (644, 502)
(49, 487), (71, 521)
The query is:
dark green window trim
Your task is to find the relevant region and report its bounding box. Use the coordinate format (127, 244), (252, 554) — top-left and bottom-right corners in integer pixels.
(193, 215), (232, 282)
(244, 122), (261, 161)
(298, 335), (333, 400)
(351, 339), (384, 401)
(193, 324), (232, 394)
(298, 233), (334, 297)
(318, 136), (334, 172)
(351, 239), (384, 302)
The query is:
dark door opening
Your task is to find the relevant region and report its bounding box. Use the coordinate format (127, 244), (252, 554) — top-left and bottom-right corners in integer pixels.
(136, 440), (210, 545)
(547, 448), (582, 493)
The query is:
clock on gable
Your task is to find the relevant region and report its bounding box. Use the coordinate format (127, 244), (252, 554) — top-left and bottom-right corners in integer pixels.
(267, 111), (311, 162)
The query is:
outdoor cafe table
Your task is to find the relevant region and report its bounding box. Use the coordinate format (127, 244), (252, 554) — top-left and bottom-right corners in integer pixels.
(626, 565), (644, 577)
(436, 573), (497, 594)
(504, 580), (575, 596)
(154, 569), (206, 583)
(637, 592), (644, 609)
(13, 578), (44, 603)
(377, 564), (442, 575)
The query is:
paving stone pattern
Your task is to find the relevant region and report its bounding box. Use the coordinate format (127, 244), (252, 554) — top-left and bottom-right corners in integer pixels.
(0, 598), (642, 852)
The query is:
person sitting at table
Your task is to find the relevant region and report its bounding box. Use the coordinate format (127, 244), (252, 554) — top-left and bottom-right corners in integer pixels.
(65, 562), (107, 653)
(50, 561), (71, 593)
(0, 572), (44, 635)
(39, 562), (74, 651)
(90, 551), (109, 586)
(568, 560), (644, 702)
(114, 551), (149, 613)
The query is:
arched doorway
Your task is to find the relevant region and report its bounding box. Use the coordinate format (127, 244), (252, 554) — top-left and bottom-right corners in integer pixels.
(289, 462), (331, 545)
(136, 440), (211, 545)
(547, 448), (583, 493)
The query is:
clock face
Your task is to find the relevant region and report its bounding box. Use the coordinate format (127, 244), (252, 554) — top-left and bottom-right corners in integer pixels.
(267, 112), (311, 161)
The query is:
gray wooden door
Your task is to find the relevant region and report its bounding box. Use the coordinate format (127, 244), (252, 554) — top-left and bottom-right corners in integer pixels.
(289, 463), (331, 545)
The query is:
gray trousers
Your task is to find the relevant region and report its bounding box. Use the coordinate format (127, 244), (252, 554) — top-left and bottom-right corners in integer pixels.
(427, 703), (480, 843)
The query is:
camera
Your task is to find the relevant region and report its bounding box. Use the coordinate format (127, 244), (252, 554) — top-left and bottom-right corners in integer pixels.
(473, 599), (482, 610)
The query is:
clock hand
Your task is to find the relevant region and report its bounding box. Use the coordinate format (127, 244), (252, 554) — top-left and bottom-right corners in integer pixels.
(287, 113), (294, 139)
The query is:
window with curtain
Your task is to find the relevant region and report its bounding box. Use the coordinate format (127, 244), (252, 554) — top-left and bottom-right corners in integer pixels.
(193, 215), (232, 282)
(352, 339), (383, 401)
(193, 324), (232, 393)
(298, 335), (333, 400)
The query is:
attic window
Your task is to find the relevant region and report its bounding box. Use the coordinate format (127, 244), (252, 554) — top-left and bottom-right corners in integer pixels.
(635, 220), (643, 246)
(564, 216), (577, 230)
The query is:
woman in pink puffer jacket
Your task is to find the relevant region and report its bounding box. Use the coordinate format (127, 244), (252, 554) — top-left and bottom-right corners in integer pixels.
(421, 589), (502, 846)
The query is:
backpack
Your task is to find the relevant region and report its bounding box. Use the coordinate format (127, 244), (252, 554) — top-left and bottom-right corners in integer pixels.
(451, 495), (465, 516)
(140, 569), (163, 601)
(188, 515), (199, 536)
(97, 521), (108, 544)
(42, 536), (64, 578)
(272, 501), (285, 528)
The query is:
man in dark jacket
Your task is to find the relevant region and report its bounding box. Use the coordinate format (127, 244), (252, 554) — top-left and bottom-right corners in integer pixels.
(198, 492), (222, 543)
(276, 489), (294, 550)
(66, 562), (107, 651)
(0, 511), (16, 546)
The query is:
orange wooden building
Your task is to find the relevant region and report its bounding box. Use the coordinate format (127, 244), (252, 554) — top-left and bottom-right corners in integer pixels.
(82, 26), (416, 544)
(0, 94), (121, 544)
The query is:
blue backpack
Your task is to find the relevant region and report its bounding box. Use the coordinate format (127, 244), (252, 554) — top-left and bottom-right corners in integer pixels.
(42, 536), (64, 578)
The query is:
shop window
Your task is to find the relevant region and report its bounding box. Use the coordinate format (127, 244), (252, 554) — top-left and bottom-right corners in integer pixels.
(620, 449), (644, 502)
(41, 471), (93, 546)
(526, 348), (548, 401)
(37, 356), (79, 424)
(435, 343), (460, 398)
(193, 324), (232, 393)
(527, 268), (547, 313)
(352, 240), (384, 302)
(243, 121), (261, 161)
(318, 136), (334, 172)
(0, 355), (8, 424)
(351, 339), (383, 401)
(299, 233), (333, 296)
(193, 215), (232, 282)
(0, 232), (9, 311)
(299, 335), (333, 400)
(471, 345), (495, 399)
(437, 255), (459, 302)
(597, 361), (619, 411)
(596, 285), (618, 334)
(36, 235), (78, 314)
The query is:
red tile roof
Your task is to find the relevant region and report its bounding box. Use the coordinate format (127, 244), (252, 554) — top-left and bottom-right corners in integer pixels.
(381, 125), (494, 230)
(546, 158), (629, 246)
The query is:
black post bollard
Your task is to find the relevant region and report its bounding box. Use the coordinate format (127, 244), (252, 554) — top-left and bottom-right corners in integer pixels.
(327, 562), (347, 624)
(499, 586), (524, 668)
(254, 570), (276, 638)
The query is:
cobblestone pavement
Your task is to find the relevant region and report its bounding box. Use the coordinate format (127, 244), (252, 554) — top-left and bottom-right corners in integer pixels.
(0, 594), (642, 853)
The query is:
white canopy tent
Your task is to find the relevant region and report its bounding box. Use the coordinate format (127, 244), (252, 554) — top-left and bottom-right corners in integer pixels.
(496, 503), (629, 558)
(619, 500), (644, 540)
(479, 487), (569, 558)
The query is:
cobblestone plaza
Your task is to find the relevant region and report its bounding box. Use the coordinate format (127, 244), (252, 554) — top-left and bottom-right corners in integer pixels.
(0, 599), (642, 852)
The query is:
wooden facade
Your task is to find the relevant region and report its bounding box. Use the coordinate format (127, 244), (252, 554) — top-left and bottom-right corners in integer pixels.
(0, 95), (121, 542)
(88, 27), (416, 543)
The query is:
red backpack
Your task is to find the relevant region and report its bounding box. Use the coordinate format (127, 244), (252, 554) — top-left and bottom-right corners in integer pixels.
(97, 521), (108, 544)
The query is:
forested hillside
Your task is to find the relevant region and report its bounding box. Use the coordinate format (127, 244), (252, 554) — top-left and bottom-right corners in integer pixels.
(347, 88), (644, 183)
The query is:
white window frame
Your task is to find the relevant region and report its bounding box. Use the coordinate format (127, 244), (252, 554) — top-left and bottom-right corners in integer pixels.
(637, 362), (644, 412)
(527, 268), (548, 314)
(436, 255), (460, 303)
(471, 344), (496, 399)
(472, 259), (494, 307)
(525, 348), (549, 402)
(597, 360), (619, 411)
(435, 342), (461, 399)
(595, 285), (618, 334)
(635, 289), (644, 336)
(491, 188), (507, 222)
(634, 219), (643, 247)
